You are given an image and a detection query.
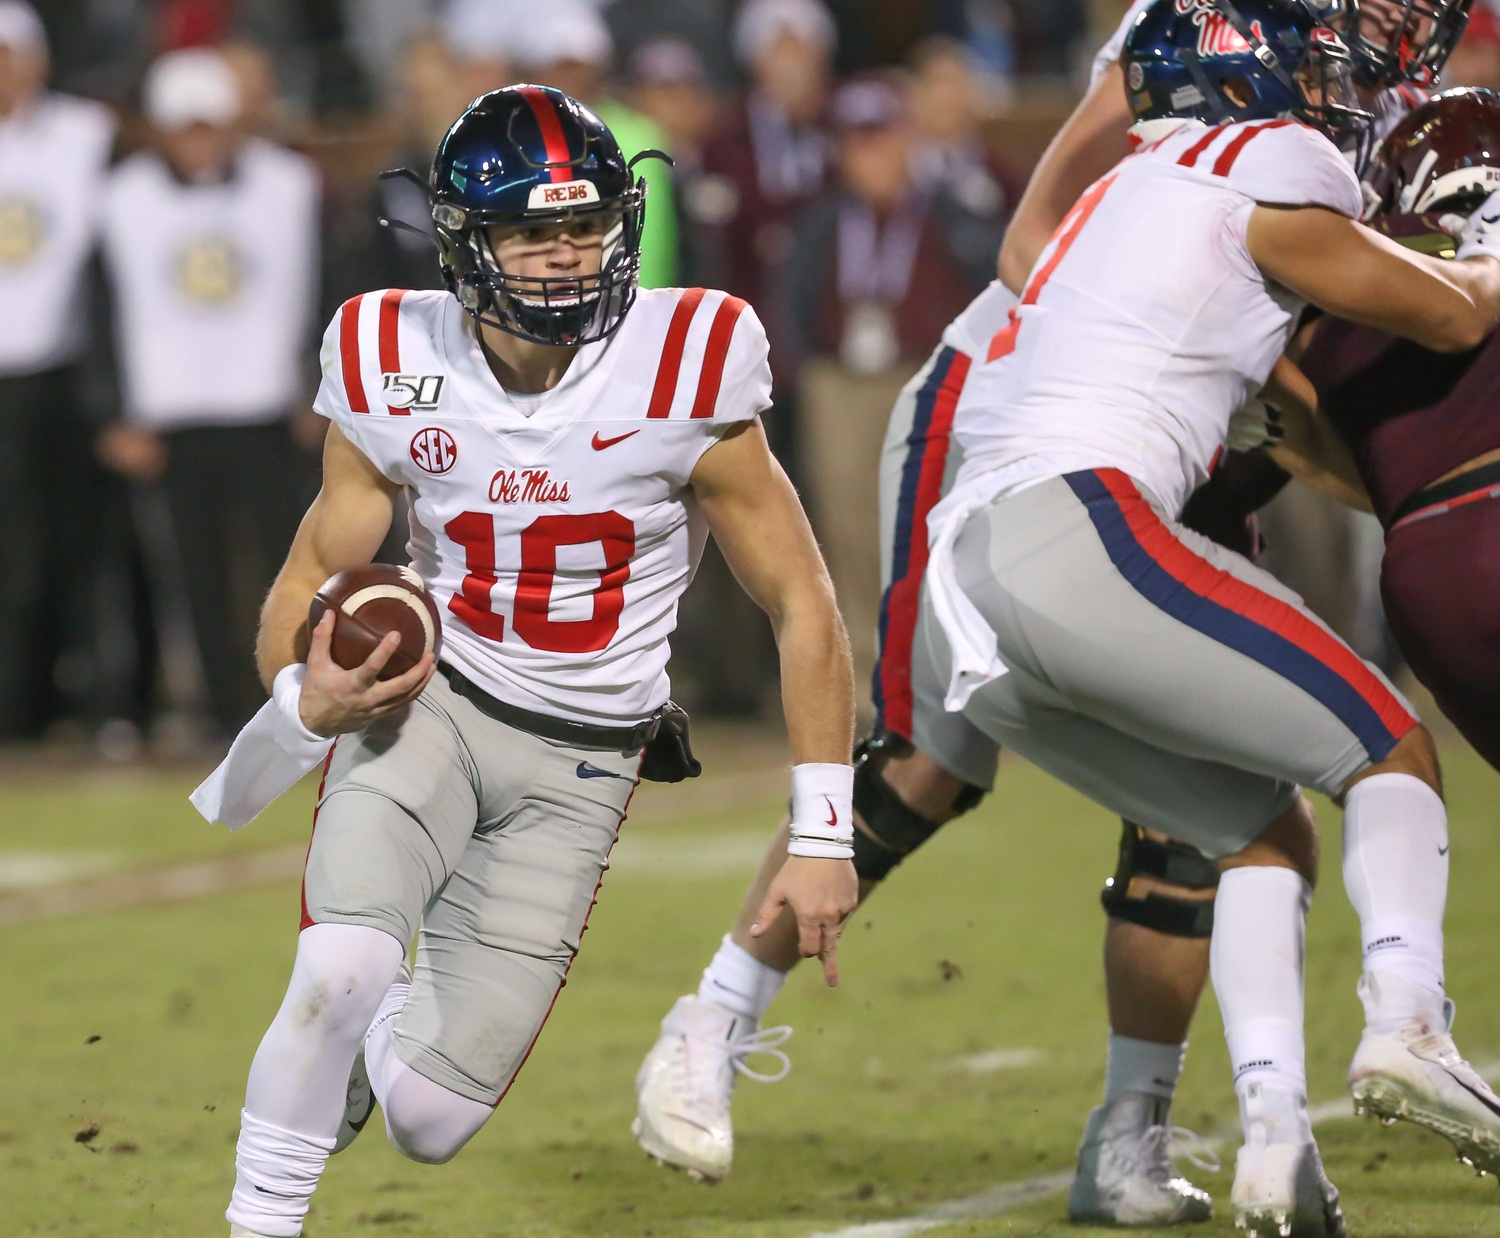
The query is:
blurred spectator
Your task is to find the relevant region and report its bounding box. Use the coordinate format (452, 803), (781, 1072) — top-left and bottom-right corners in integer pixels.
(96, 48), (320, 736)
(784, 75), (1000, 708)
(624, 36), (724, 284)
(0, 0), (117, 739)
(1442, 2), (1500, 89)
(906, 36), (1020, 286)
(515, 1), (681, 289)
(693, 0), (836, 393)
(604, 0), (738, 91)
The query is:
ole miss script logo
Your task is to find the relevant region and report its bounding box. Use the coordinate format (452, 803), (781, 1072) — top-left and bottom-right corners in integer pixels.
(411, 427), (458, 475)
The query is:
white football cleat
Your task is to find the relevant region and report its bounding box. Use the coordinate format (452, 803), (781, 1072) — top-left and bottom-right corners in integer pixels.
(632, 994), (791, 1182)
(229, 1226), (279, 1237)
(1067, 1092), (1216, 1226)
(1350, 976), (1500, 1177)
(333, 962), (412, 1155)
(1230, 1083), (1345, 1238)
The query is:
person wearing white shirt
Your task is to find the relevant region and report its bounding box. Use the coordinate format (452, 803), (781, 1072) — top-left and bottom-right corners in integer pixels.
(0, 0), (116, 739)
(96, 48), (321, 736)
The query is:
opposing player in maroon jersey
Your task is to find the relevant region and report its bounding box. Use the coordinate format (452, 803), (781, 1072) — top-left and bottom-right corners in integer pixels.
(1294, 86), (1500, 771)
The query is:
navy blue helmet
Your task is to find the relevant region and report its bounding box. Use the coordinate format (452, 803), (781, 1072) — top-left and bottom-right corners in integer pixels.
(427, 84), (650, 346)
(1122, 0), (1370, 147)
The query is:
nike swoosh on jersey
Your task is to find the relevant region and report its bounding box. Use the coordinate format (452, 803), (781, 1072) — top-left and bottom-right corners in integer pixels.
(577, 761), (625, 779)
(592, 429), (641, 450)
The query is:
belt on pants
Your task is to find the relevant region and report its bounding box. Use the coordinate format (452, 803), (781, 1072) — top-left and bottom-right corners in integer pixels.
(1387, 458), (1500, 533)
(438, 662), (657, 754)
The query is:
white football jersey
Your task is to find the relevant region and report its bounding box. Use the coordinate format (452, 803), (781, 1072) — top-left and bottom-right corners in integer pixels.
(313, 286), (772, 726)
(941, 117), (1362, 521)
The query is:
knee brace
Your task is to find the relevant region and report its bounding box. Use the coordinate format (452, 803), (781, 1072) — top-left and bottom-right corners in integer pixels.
(850, 736), (986, 881)
(1100, 822), (1219, 938)
(383, 1062), (493, 1165)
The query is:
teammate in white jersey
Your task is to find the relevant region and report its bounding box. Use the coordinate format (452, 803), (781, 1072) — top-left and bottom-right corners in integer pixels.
(223, 85), (858, 1238)
(635, 0), (1479, 1224)
(918, 3), (1500, 1234)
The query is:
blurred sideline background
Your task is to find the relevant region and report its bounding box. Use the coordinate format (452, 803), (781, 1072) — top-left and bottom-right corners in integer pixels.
(4, 0), (1500, 761)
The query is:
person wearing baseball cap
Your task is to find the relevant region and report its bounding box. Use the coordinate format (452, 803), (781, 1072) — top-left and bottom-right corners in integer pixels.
(95, 46), (322, 737)
(0, 0), (118, 741)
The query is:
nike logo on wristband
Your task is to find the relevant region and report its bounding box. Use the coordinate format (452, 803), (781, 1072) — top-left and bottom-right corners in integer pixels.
(576, 762), (625, 779)
(592, 429), (640, 450)
(823, 795), (838, 827)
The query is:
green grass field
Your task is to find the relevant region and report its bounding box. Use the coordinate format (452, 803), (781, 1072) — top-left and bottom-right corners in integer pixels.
(3, 739), (1499, 1237)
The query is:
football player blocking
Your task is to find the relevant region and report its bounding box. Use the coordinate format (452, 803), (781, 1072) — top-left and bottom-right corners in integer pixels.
(636, 0), (1500, 1231)
(222, 86), (860, 1238)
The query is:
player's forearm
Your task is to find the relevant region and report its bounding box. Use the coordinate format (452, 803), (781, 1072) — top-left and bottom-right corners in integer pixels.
(770, 589), (856, 767)
(255, 556), (328, 692)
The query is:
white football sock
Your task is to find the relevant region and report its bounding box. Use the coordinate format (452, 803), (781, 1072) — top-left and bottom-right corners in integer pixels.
(226, 1111), (334, 1237)
(1212, 866), (1310, 1103)
(229, 923), (404, 1234)
(697, 934), (788, 1021)
(1342, 773), (1448, 1021)
(1103, 1034), (1186, 1105)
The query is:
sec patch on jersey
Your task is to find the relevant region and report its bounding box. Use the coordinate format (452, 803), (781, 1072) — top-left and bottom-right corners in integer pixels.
(308, 563), (442, 679)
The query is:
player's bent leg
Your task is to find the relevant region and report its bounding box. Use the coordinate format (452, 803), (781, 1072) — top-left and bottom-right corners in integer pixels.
(1337, 727), (1500, 1175)
(228, 923), (406, 1238)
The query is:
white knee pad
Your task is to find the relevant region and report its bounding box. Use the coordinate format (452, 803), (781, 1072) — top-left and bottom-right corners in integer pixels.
(382, 1057), (493, 1164)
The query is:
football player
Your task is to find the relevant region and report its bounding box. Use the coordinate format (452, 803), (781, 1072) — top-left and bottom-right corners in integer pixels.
(222, 86), (859, 1238)
(634, 0), (1478, 1225)
(918, 3), (1500, 1234)
(1289, 87), (1500, 771)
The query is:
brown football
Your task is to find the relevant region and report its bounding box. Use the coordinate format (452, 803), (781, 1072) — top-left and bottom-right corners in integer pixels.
(308, 564), (442, 681)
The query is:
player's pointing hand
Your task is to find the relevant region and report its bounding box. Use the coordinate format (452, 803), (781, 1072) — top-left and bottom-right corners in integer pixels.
(751, 855), (859, 987)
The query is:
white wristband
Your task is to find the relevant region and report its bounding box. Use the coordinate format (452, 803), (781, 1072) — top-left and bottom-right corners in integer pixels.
(788, 762), (856, 859)
(271, 663), (327, 749)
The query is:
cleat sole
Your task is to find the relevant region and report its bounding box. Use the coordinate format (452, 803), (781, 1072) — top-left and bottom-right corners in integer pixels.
(630, 1116), (727, 1184)
(1351, 1075), (1500, 1178)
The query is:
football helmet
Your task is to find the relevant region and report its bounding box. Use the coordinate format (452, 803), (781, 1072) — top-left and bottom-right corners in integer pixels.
(1336, 0), (1474, 88)
(426, 84), (651, 346)
(1366, 86), (1500, 215)
(1123, 0), (1371, 147)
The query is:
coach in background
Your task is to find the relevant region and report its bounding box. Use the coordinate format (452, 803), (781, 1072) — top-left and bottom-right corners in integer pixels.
(97, 48), (320, 738)
(0, 0), (115, 739)
(782, 75), (1000, 713)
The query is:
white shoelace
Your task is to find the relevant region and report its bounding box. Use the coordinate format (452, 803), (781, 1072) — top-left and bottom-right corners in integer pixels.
(1134, 1123), (1222, 1179)
(727, 1024), (793, 1083)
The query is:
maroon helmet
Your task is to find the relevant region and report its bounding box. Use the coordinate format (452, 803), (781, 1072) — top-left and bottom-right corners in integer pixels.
(1367, 86), (1500, 216)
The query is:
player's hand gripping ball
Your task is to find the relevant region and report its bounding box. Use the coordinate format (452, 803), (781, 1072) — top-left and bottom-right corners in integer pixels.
(307, 565), (442, 681)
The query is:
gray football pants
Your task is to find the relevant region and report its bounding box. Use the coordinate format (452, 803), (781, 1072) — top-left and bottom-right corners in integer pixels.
(301, 669), (640, 1104)
(924, 469), (1418, 859)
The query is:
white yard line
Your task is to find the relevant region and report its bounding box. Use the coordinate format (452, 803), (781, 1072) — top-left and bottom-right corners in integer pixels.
(948, 1048), (1049, 1074)
(809, 1060), (1500, 1238)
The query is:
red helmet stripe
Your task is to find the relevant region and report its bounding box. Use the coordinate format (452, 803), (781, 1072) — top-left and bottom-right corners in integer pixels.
(516, 86), (576, 184)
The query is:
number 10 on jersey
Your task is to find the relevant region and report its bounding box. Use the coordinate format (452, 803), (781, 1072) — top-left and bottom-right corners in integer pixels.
(444, 511), (636, 654)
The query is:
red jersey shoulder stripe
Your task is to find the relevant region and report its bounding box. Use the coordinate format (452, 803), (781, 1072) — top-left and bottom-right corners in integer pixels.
(647, 287), (707, 418)
(378, 289), (409, 415)
(690, 295), (750, 419)
(1210, 119), (1296, 177)
(339, 295), (369, 415)
(1177, 125), (1226, 169)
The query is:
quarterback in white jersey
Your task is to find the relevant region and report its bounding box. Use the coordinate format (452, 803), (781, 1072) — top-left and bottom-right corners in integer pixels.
(922, 3), (1500, 1234)
(222, 86), (857, 1238)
